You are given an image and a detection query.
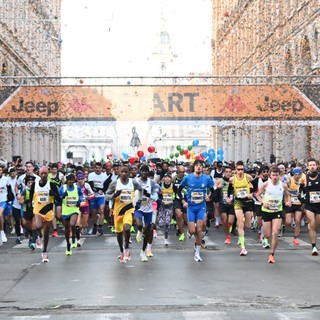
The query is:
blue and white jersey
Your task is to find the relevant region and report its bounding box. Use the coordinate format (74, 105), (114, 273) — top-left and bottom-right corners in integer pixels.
(180, 173), (214, 206)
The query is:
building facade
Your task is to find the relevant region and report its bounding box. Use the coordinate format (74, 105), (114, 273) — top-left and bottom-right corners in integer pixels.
(212, 0), (320, 162)
(0, 0), (61, 164)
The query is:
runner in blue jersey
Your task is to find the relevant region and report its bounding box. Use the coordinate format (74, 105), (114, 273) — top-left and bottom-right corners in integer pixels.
(178, 160), (214, 262)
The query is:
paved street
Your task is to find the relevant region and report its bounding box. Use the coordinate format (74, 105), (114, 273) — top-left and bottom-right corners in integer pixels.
(1, 224), (320, 319)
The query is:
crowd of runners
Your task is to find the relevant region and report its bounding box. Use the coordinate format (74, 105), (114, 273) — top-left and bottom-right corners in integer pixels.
(0, 156), (319, 264)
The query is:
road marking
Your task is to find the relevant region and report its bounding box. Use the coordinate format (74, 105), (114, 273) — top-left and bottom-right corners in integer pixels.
(276, 312), (315, 319)
(13, 239), (30, 249)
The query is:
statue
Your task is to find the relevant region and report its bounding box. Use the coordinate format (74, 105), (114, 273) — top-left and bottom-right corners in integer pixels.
(130, 126), (141, 149)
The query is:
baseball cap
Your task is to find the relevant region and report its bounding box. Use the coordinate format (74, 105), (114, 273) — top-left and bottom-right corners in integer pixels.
(292, 168), (302, 175)
(217, 161), (223, 167)
(194, 159), (204, 167)
(24, 175), (36, 183)
(163, 173), (172, 178)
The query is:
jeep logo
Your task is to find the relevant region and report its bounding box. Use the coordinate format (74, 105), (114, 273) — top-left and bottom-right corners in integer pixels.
(257, 96), (304, 114)
(12, 98), (59, 116)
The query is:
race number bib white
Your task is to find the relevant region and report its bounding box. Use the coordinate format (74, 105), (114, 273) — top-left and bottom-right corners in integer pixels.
(309, 191), (320, 203)
(38, 192), (49, 204)
(162, 194), (173, 205)
(120, 190), (132, 203)
(66, 196), (77, 207)
(191, 192), (203, 204)
(268, 200), (280, 211)
(237, 188), (248, 198)
(93, 181), (101, 188)
(291, 196), (300, 205)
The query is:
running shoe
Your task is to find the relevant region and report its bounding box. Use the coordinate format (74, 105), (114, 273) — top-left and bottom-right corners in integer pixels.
(118, 253), (126, 263)
(130, 226), (136, 233)
(240, 248), (248, 256)
(136, 230), (142, 243)
(300, 219), (305, 227)
(140, 250), (148, 262)
(10, 228), (15, 235)
(15, 237), (22, 244)
(36, 237), (43, 249)
(262, 239), (270, 249)
(103, 219), (108, 225)
(96, 226), (103, 236)
(268, 254), (275, 264)
(224, 236), (231, 245)
(170, 218), (177, 226)
(187, 231), (193, 239)
(124, 249), (131, 261)
(292, 238), (300, 246)
(30, 242), (36, 250)
(42, 252), (49, 263)
(312, 247), (318, 256)
(77, 242), (81, 248)
(179, 233), (186, 241)
(51, 230), (58, 237)
(215, 220), (220, 228)
(1, 231), (7, 243)
(164, 237), (169, 246)
(92, 225), (97, 235)
(237, 238), (241, 245)
(194, 252), (203, 262)
(71, 242), (77, 249)
(110, 226), (116, 234)
(201, 239), (207, 249)
(146, 249), (153, 257)
(153, 229), (158, 238)
(65, 248), (72, 256)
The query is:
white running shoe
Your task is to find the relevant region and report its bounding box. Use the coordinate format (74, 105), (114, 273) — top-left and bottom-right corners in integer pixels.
(136, 230), (142, 243)
(1, 231), (7, 243)
(164, 237), (169, 246)
(140, 250), (148, 262)
(194, 253), (203, 262)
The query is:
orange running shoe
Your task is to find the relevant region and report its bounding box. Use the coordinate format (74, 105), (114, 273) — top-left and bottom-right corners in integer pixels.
(224, 236), (231, 245)
(292, 238), (300, 246)
(268, 254), (275, 264)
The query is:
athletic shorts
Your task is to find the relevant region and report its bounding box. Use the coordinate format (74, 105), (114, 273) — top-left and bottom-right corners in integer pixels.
(173, 199), (184, 212)
(23, 209), (34, 222)
(234, 200), (254, 212)
(220, 203), (235, 215)
(114, 212), (133, 232)
(134, 210), (153, 227)
(285, 205), (302, 214)
(0, 201), (7, 211)
(90, 197), (105, 209)
(54, 200), (62, 206)
(212, 189), (221, 203)
(34, 210), (54, 222)
(254, 204), (263, 217)
(4, 202), (12, 217)
(262, 211), (283, 222)
(187, 204), (206, 223)
(80, 206), (90, 215)
(62, 212), (79, 220)
(304, 203), (320, 214)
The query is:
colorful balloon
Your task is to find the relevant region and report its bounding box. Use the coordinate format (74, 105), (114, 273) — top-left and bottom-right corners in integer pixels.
(148, 146), (155, 153)
(169, 153), (174, 159)
(217, 155), (224, 162)
(176, 145), (181, 151)
(137, 150), (144, 158)
(217, 149), (224, 155)
(187, 145), (193, 151)
(192, 139), (199, 147)
(175, 152), (180, 158)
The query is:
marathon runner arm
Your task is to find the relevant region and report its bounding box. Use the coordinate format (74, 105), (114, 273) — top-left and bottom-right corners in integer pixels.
(49, 182), (61, 202)
(6, 185), (14, 202)
(177, 185), (184, 201)
(227, 183), (234, 197)
(102, 174), (112, 192)
(208, 187), (215, 200)
(88, 180), (103, 193)
(104, 181), (117, 201)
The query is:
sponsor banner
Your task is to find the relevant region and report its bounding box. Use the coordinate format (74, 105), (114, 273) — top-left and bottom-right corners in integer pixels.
(0, 85), (319, 122)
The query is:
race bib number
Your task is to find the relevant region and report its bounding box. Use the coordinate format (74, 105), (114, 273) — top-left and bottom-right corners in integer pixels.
(191, 192), (203, 204)
(120, 190), (132, 203)
(93, 181), (101, 188)
(268, 200), (280, 211)
(222, 191), (228, 203)
(291, 196), (301, 205)
(237, 188), (248, 198)
(66, 196), (77, 207)
(162, 194), (173, 205)
(38, 192), (49, 204)
(309, 191), (320, 203)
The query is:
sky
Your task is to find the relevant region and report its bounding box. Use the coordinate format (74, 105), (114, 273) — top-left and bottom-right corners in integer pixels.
(61, 0), (212, 77)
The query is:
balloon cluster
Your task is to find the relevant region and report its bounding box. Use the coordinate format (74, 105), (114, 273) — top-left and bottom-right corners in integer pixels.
(120, 145), (156, 164)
